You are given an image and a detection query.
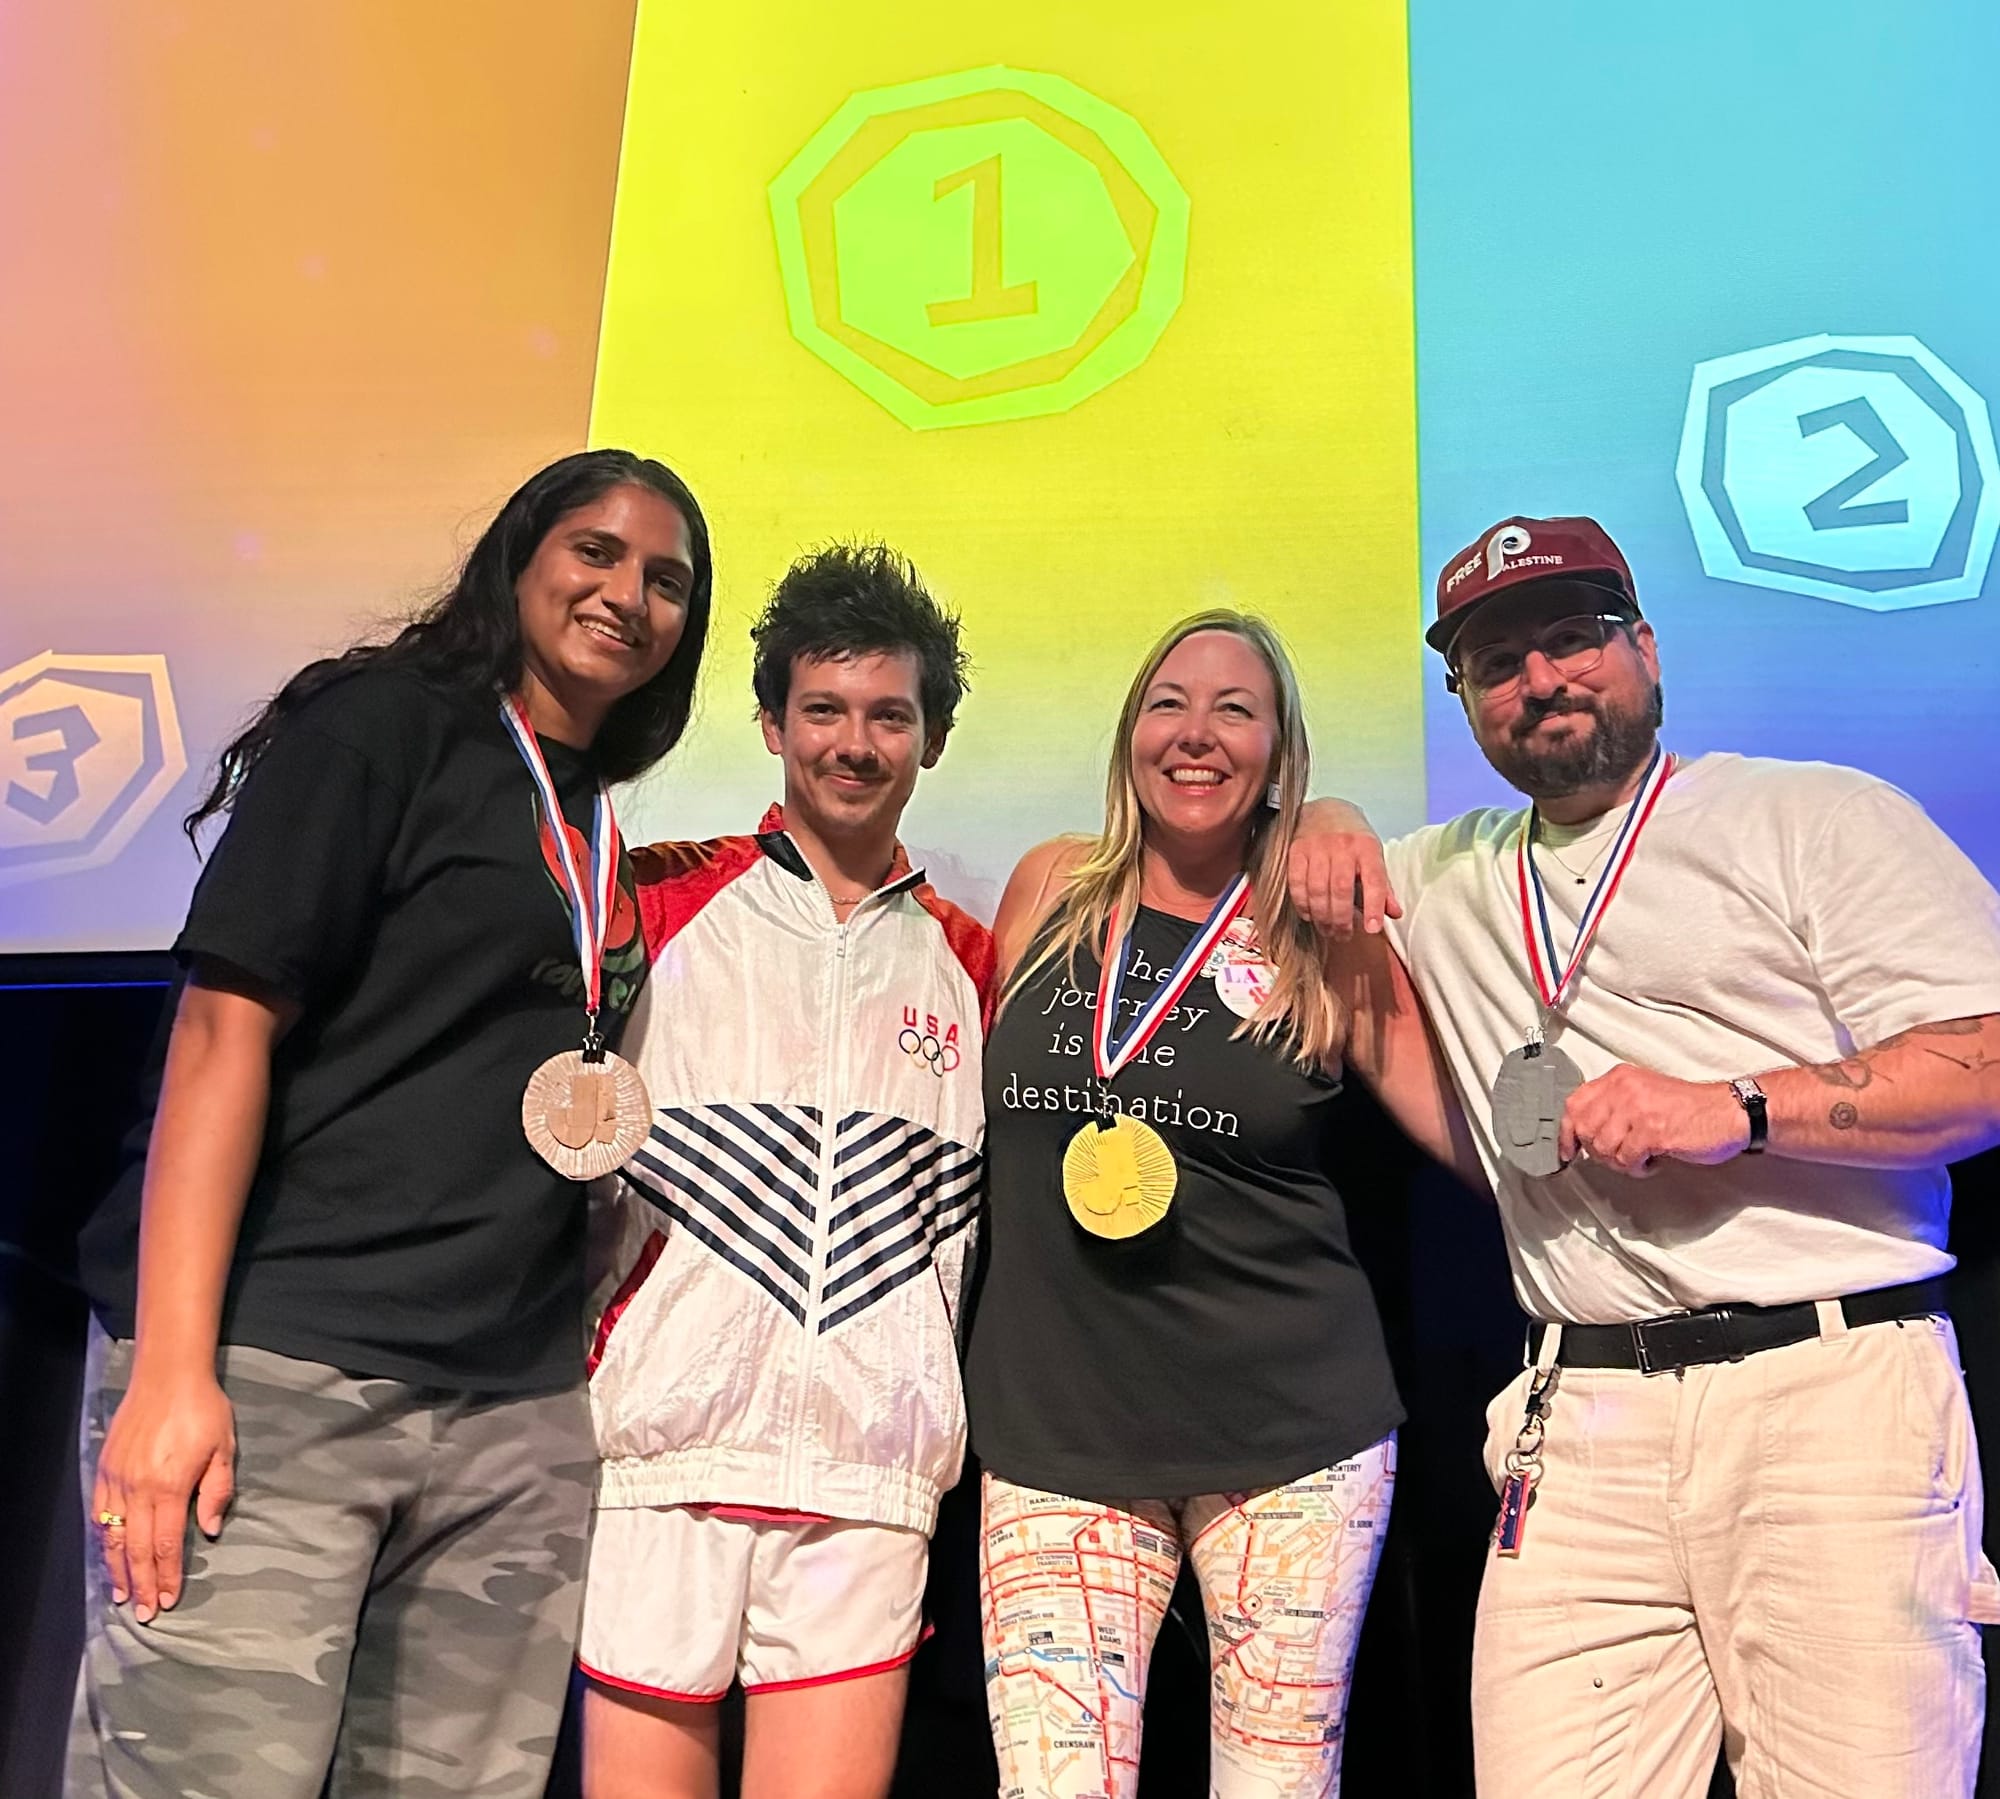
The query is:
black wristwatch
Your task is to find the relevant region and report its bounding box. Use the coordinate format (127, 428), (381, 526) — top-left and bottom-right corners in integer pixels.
(1728, 1076), (1768, 1154)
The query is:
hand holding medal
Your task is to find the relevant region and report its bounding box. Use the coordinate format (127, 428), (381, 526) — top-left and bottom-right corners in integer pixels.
(1493, 745), (1674, 1178)
(1064, 876), (1251, 1239)
(1555, 1060), (1759, 1176)
(501, 698), (653, 1179)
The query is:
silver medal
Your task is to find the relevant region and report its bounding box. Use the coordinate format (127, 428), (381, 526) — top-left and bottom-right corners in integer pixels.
(1490, 1042), (1583, 1178)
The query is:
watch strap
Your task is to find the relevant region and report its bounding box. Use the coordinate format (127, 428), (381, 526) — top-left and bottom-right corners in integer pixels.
(1729, 1076), (1769, 1154)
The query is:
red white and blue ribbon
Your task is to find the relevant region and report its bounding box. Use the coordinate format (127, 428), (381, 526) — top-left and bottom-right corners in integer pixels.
(499, 696), (621, 1025)
(1514, 744), (1674, 1040)
(1093, 875), (1252, 1080)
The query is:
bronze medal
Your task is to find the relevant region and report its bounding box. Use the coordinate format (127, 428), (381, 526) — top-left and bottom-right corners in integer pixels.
(522, 1047), (651, 1180)
(500, 696), (653, 1181)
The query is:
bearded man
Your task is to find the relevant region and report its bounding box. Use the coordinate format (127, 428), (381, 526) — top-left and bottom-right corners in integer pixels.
(1301, 515), (2000, 1799)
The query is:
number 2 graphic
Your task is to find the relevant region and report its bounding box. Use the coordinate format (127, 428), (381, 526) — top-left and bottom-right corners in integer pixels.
(1798, 396), (1910, 532)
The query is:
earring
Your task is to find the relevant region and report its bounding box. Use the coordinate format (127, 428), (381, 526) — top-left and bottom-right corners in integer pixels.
(1266, 782), (1283, 810)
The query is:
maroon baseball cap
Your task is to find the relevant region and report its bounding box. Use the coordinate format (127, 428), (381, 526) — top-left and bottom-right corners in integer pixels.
(1428, 515), (1640, 655)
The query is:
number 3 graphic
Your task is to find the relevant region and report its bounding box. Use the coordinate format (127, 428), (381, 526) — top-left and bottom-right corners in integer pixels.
(8, 704), (101, 825)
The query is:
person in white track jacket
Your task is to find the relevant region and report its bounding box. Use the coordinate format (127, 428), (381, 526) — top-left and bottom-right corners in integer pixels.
(576, 544), (993, 1799)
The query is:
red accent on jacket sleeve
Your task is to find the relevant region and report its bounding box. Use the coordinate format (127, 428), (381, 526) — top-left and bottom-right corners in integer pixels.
(631, 835), (764, 964)
(587, 1228), (667, 1377)
(912, 884), (998, 1035)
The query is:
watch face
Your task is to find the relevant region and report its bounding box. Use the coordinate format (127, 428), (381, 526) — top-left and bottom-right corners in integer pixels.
(1729, 1076), (1769, 1151)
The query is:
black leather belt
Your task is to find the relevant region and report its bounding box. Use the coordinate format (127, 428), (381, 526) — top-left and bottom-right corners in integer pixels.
(1535, 1276), (1950, 1375)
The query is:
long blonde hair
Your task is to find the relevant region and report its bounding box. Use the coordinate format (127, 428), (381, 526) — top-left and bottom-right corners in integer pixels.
(1006, 610), (1342, 1070)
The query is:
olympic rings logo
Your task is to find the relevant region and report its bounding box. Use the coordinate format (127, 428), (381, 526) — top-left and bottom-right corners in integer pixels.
(898, 1026), (961, 1076)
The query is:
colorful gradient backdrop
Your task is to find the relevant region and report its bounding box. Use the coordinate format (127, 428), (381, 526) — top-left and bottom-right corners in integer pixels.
(1, 0), (1994, 952)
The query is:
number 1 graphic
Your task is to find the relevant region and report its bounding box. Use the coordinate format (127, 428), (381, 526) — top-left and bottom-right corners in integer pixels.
(926, 155), (1039, 326)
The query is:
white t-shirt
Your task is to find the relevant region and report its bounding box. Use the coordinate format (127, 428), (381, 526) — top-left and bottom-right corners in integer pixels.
(1384, 751), (2000, 1324)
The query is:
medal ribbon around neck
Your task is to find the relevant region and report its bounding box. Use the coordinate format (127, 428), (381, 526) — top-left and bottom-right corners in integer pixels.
(1513, 744), (1674, 1039)
(1066, 873), (1248, 1240)
(1092, 874), (1252, 1080)
(500, 696), (651, 1179)
(499, 696), (620, 1035)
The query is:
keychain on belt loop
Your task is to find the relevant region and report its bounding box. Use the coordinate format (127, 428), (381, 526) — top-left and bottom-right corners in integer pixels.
(1495, 1364), (1562, 1557)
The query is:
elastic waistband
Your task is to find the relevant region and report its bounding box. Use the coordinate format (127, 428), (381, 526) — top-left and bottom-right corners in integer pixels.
(1530, 1276), (1949, 1375)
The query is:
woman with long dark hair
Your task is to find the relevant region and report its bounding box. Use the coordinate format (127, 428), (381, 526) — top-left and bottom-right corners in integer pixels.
(67, 449), (713, 1799)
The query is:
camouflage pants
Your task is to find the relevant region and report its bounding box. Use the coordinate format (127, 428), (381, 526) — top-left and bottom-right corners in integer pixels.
(66, 1329), (594, 1799)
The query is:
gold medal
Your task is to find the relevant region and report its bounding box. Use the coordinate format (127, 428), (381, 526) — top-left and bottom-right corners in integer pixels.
(1069, 888), (1241, 1240)
(1063, 1113), (1177, 1239)
(522, 1047), (651, 1180)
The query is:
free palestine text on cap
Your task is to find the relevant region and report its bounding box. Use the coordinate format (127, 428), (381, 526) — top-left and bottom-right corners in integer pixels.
(1429, 516), (1640, 654)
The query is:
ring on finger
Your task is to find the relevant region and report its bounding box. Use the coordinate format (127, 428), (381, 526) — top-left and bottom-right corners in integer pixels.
(96, 1510), (127, 1531)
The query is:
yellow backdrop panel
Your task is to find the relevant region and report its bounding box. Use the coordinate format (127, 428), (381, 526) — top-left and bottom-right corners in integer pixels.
(593, 0), (1422, 915)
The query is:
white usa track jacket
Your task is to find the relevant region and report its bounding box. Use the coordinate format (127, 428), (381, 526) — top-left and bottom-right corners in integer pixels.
(586, 806), (993, 1535)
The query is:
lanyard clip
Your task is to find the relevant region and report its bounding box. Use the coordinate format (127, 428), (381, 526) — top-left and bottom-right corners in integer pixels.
(1505, 1365), (1561, 1475)
(581, 1008), (606, 1064)
(1497, 1363), (1562, 1559)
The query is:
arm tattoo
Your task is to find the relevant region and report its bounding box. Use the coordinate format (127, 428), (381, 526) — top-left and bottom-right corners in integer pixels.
(1922, 1045), (2000, 1075)
(1812, 1018), (1990, 1089)
(1806, 1016), (1995, 1130)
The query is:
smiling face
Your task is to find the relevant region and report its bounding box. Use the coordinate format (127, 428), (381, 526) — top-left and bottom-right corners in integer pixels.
(1453, 580), (1663, 802)
(514, 482), (695, 743)
(760, 648), (939, 853)
(1128, 629), (1281, 855)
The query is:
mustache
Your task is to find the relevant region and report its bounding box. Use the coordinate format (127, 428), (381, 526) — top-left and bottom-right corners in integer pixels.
(1513, 693), (1597, 740)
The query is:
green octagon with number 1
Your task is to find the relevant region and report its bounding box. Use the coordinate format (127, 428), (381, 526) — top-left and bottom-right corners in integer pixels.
(769, 66), (1191, 431)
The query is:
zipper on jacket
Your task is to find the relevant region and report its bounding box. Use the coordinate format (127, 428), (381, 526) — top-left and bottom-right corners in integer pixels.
(785, 908), (850, 1498)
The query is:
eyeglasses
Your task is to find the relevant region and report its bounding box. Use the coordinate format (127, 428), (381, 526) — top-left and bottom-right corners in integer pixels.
(1446, 612), (1632, 696)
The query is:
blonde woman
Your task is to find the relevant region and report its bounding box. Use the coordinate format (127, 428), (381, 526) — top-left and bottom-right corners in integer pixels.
(962, 612), (1475, 1799)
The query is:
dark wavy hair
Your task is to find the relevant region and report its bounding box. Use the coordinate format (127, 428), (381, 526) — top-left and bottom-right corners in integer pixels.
(185, 448), (712, 843)
(749, 543), (969, 745)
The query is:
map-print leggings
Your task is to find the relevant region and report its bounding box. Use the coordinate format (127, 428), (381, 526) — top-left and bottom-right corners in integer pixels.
(979, 1438), (1396, 1799)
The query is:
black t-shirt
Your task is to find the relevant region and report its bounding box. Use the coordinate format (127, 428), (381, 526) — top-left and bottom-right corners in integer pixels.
(78, 666), (647, 1393)
(963, 906), (1404, 1497)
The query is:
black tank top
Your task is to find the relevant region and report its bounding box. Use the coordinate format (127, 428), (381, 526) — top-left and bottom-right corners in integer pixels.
(963, 905), (1403, 1498)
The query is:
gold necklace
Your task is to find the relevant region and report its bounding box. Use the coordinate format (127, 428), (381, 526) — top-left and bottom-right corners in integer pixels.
(1537, 835), (1611, 886)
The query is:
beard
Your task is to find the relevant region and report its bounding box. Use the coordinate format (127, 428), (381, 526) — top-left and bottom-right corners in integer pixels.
(1480, 681), (1665, 803)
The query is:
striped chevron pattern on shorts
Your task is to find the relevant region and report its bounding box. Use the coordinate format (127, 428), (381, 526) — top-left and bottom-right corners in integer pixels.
(623, 1103), (823, 1323)
(819, 1111), (983, 1334)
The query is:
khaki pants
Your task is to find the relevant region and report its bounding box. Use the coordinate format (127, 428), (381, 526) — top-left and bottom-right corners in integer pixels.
(1473, 1312), (1999, 1799)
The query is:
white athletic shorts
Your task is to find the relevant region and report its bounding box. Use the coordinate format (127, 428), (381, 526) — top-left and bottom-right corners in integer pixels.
(576, 1503), (929, 1701)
